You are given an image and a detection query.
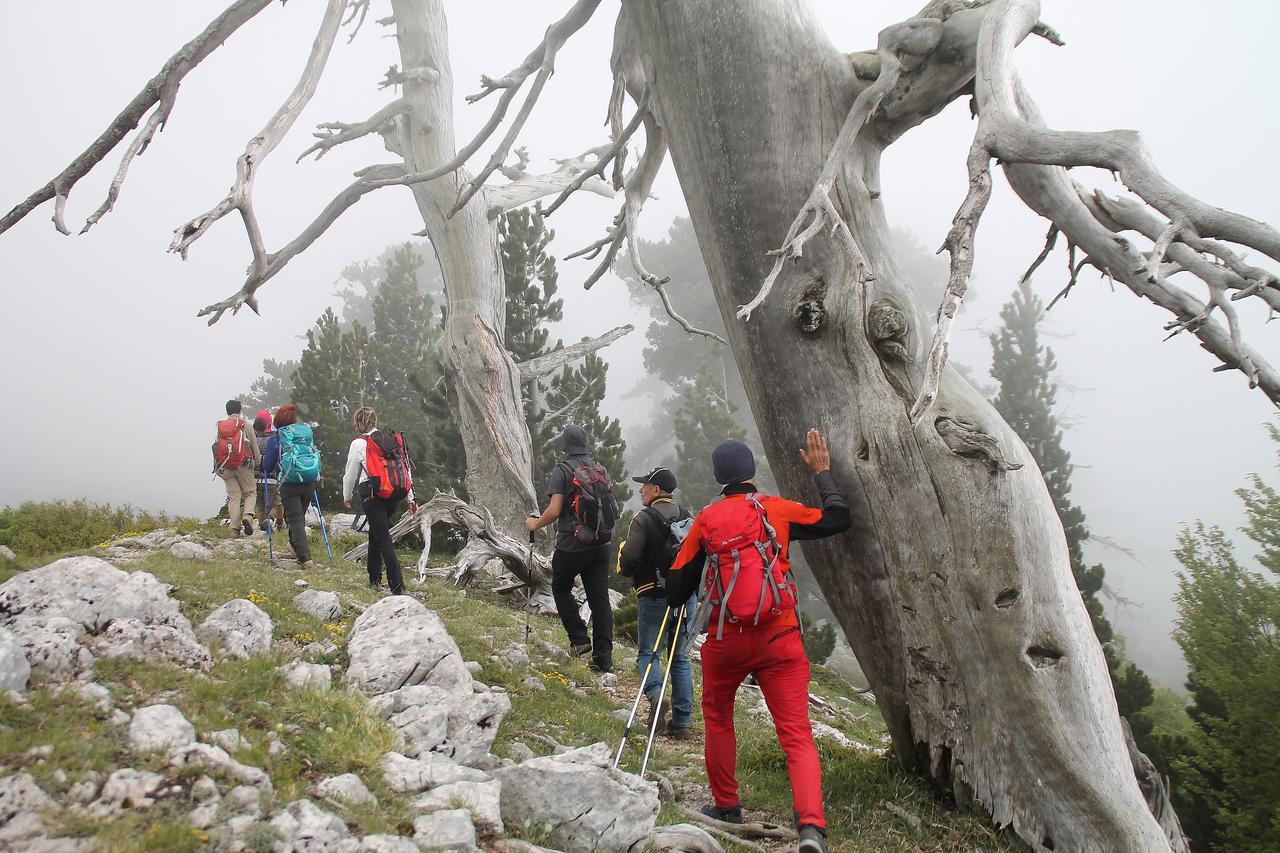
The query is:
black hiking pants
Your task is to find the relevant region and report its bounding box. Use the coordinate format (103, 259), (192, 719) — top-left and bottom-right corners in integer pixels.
(278, 482), (313, 564)
(362, 493), (405, 593)
(551, 545), (613, 668)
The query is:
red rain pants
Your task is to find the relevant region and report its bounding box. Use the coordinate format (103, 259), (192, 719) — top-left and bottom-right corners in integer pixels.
(700, 623), (825, 829)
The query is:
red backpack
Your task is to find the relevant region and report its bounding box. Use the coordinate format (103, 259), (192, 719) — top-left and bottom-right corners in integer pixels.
(361, 430), (414, 501)
(697, 494), (798, 639)
(213, 417), (251, 472)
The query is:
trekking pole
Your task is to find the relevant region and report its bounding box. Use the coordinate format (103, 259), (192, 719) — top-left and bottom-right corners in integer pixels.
(312, 489), (335, 563)
(612, 605), (673, 769)
(640, 604), (686, 778)
(525, 513), (539, 646)
(261, 476), (273, 563)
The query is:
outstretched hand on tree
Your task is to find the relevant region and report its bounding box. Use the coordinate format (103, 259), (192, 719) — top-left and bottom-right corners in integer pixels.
(800, 428), (831, 474)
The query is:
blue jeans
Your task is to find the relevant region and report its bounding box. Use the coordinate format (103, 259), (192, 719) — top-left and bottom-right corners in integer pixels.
(636, 595), (696, 728)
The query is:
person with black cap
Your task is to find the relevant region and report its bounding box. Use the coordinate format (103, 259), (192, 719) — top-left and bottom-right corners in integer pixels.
(617, 466), (695, 740)
(664, 429), (849, 853)
(525, 424), (618, 672)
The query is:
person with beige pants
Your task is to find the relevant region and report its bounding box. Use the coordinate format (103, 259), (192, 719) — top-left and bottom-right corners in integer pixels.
(215, 400), (260, 538)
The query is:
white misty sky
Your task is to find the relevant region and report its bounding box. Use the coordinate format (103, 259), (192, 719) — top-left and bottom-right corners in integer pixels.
(1, 1), (1277, 687)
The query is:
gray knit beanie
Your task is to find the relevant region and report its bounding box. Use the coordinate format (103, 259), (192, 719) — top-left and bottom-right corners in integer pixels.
(712, 439), (756, 485)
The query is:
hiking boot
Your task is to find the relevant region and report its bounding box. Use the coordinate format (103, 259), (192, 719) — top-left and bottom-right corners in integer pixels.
(667, 725), (695, 741)
(368, 579), (381, 591)
(646, 693), (670, 735)
(241, 517), (254, 537)
(589, 659), (613, 674)
(797, 825), (828, 853)
(569, 642), (592, 658)
(700, 804), (743, 824)
(300, 560), (314, 570)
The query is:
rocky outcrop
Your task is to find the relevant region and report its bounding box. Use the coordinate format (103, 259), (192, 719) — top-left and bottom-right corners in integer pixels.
(169, 541), (214, 561)
(129, 704), (195, 754)
(314, 773), (376, 806)
(0, 627), (31, 693)
(369, 684), (510, 766)
(495, 742), (659, 853)
(412, 808), (477, 852)
(293, 589), (341, 622)
(380, 752), (489, 794)
(278, 661), (332, 691)
(196, 599), (272, 659)
(345, 596), (471, 696)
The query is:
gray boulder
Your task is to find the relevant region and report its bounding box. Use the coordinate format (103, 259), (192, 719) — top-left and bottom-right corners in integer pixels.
(495, 742), (658, 853)
(206, 728), (248, 753)
(411, 779), (502, 831)
(411, 808), (477, 853)
(314, 773), (376, 806)
(0, 546), (14, 562)
(196, 599), (273, 659)
(6, 616), (93, 681)
(91, 618), (211, 671)
(293, 589), (342, 622)
(379, 752), (488, 794)
(649, 824), (726, 853)
(353, 835), (419, 852)
(269, 799), (351, 851)
(168, 743), (272, 792)
(223, 785), (263, 817)
(0, 627), (30, 694)
(370, 684), (510, 766)
(0, 773), (56, 850)
(279, 661), (332, 691)
(129, 704), (195, 754)
(344, 596), (471, 696)
(170, 541), (214, 561)
(327, 513), (359, 532)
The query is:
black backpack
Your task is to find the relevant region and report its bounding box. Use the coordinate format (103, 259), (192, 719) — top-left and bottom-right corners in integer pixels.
(560, 460), (620, 545)
(643, 504), (693, 585)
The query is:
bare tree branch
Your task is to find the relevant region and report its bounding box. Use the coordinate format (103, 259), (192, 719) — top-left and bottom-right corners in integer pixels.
(0, 0), (277, 237)
(482, 148), (617, 215)
(541, 86), (649, 217)
(517, 324), (635, 381)
(296, 99), (409, 163)
(343, 0), (372, 43)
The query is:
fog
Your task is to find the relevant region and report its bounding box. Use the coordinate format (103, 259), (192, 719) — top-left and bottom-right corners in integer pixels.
(2, 1), (1277, 688)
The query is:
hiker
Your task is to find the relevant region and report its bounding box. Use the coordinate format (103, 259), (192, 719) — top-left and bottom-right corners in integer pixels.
(252, 411), (284, 532)
(617, 466), (695, 740)
(261, 404), (319, 569)
(342, 406), (416, 594)
(525, 424), (619, 673)
(212, 400), (260, 538)
(665, 430), (850, 853)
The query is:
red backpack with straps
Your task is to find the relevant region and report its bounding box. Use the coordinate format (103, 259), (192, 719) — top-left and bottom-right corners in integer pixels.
(212, 417), (251, 471)
(697, 494), (798, 639)
(361, 430), (414, 501)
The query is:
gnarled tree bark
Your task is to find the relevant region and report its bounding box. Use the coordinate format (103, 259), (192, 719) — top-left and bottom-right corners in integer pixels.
(622, 1), (1185, 850)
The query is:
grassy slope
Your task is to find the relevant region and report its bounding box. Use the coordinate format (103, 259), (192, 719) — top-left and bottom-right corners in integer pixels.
(0, 531), (1018, 852)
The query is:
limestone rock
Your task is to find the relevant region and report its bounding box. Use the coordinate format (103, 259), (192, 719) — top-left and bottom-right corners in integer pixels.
(314, 773), (376, 806)
(0, 773), (53, 821)
(0, 627), (30, 694)
(168, 743), (272, 792)
(370, 684), (510, 766)
(269, 799), (351, 851)
(88, 768), (164, 817)
(170, 541), (214, 561)
(206, 729), (248, 753)
(506, 742), (536, 763)
(0, 546), (15, 562)
(5, 616), (92, 681)
(379, 752), (488, 794)
(328, 513), (359, 532)
(279, 661), (332, 691)
(53, 681), (113, 713)
(650, 823), (726, 853)
(223, 785), (263, 817)
(353, 835), (420, 852)
(411, 808), (476, 853)
(196, 599), (273, 659)
(495, 742), (658, 853)
(293, 590), (341, 622)
(129, 704), (195, 754)
(411, 779), (502, 831)
(344, 596), (470, 696)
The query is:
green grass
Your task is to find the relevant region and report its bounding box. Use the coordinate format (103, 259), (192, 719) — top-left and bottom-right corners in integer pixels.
(0, 531), (1021, 851)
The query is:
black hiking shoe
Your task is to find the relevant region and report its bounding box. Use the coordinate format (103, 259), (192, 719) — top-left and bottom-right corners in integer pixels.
(569, 642), (592, 658)
(589, 659), (613, 674)
(700, 804), (743, 824)
(798, 825), (828, 853)
(241, 517), (254, 537)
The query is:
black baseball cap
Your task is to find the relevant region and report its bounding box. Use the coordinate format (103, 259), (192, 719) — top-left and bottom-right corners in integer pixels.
(631, 466), (677, 493)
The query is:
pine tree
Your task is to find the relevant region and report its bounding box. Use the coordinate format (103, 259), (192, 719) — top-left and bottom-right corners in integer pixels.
(1169, 439), (1280, 850)
(241, 358), (297, 412)
(989, 279), (1158, 753)
(671, 363), (747, 511)
(540, 351), (630, 505)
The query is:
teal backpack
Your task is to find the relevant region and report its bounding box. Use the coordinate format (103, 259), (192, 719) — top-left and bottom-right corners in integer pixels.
(278, 423), (321, 484)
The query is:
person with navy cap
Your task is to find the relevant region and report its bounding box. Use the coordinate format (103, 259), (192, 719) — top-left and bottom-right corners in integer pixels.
(617, 466), (696, 740)
(664, 430), (850, 853)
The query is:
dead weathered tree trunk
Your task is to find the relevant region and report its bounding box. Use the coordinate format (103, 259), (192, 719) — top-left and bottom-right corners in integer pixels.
(623, 2), (1179, 850)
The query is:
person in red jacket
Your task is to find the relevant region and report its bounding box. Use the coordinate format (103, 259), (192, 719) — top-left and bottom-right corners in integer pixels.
(665, 429), (849, 853)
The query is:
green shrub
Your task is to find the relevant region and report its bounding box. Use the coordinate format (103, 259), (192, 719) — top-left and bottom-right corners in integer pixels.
(0, 500), (193, 557)
(801, 611), (837, 665)
(615, 589), (638, 644)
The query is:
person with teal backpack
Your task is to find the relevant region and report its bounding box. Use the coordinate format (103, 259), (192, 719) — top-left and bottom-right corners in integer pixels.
(262, 403), (317, 568)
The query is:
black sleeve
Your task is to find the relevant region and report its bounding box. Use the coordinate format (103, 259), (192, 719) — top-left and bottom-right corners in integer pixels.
(665, 548), (706, 606)
(618, 512), (650, 577)
(789, 471), (851, 541)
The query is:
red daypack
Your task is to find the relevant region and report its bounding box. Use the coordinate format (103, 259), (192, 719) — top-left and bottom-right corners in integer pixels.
(361, 430), (414, 501)
(697, 494), (797, 639)
(213, 417), (251, 472)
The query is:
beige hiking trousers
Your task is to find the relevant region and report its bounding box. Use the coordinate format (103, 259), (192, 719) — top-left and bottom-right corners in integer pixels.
(220, 466), (257, 529)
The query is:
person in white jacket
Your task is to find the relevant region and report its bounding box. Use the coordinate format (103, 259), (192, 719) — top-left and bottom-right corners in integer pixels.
(342, 406), (416, 593)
